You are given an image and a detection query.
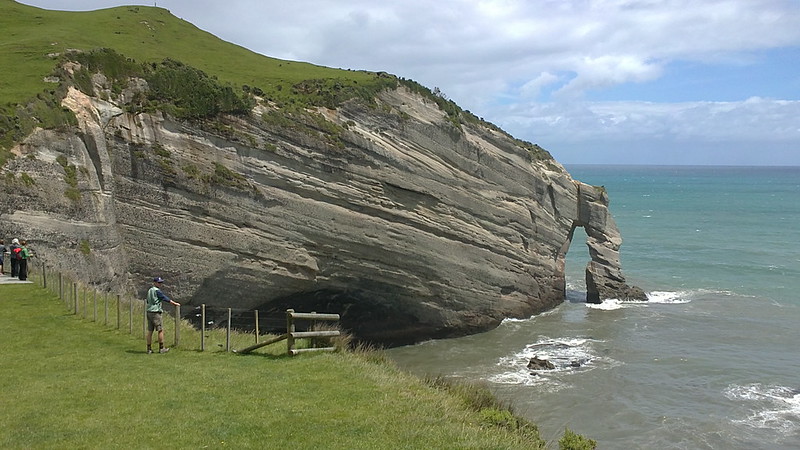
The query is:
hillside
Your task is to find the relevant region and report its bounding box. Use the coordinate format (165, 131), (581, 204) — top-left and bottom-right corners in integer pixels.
(0, 0), (381, 106)
(1, 0), (400, 159)
(0, 0), (645, 346)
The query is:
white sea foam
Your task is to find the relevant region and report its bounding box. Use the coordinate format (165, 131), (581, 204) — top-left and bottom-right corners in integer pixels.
(500, 317), (530, 324)
(486, 336), (608, 388)
(724, 383), (800, 434)
(647, 291), (692, 304)
(585, 299), (625, 310)
(580, 291), (693, 310)
(500, 306), (561, 326)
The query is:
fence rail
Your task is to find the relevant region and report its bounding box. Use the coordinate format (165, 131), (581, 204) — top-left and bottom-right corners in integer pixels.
(238, 309), (341, 355)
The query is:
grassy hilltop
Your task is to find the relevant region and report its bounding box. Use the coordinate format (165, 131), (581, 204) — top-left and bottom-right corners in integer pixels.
(0, 0), (407, 162)
(0, 0), (381, 106)
(0, 0), (550, 162)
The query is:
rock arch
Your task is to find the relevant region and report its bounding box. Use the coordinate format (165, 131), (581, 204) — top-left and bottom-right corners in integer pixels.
(571, 182), (647, 303)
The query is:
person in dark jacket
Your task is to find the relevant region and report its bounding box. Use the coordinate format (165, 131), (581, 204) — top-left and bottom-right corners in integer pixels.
(9, 238), (20, 278)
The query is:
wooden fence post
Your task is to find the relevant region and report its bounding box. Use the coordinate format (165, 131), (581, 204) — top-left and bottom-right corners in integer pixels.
(201, 304), (206, 352)
(42, 263), (47, 289)
(93, 289), (97, 322)
(286, 309), (295, 356)
(226, 308), (232, 352)
(104, 293), (108, 326)
(59, 272), (63, 302)
(254, 309), (259, 344)
(73, 283), (78, 315)
(174, 304), (180, 348)
(116, 294), (121, 329)
(129, 297), (133, 334)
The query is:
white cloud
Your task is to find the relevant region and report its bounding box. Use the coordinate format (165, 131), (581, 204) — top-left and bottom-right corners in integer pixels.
(554, 55), (664, 99)
(500, 98), (800, 142)
(19, 0), (800, 164)
(520, 72), (561, 99)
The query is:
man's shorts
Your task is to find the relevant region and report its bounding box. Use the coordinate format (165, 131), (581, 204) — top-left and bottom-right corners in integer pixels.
(146, 311), (163, 332)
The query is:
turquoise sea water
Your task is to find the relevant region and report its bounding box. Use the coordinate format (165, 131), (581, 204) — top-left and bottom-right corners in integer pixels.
(388, 165), (800, 449)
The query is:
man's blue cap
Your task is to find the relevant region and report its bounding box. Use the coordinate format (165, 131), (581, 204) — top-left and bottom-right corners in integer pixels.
(153, 277), (164, 283)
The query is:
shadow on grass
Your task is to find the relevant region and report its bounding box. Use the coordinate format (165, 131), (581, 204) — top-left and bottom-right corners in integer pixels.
(232, 351), (286, 361)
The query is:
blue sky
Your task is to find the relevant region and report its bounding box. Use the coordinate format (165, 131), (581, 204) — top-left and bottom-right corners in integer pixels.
(19, 0), (800, 166)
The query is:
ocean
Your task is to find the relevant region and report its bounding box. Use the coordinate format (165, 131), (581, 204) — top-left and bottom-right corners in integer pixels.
(387, 165), (800, 449)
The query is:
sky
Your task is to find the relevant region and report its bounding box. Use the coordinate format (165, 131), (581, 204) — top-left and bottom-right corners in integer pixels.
(18, 0), (800, 166)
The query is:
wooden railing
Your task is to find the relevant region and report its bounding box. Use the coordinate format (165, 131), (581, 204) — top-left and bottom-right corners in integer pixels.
(237, 309), (340, 356)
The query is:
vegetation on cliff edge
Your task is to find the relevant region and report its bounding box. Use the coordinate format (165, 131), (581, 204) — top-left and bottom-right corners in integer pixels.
(0, 0), (553, 166)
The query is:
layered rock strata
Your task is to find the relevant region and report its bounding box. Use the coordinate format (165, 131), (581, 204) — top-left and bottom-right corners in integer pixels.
(0, 83), (645, 346)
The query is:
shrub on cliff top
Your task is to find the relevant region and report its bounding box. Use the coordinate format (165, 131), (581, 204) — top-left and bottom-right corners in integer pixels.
(146, 58), (254, 119)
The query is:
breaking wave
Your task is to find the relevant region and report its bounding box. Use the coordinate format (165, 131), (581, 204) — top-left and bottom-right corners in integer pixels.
(583, 290), (696, 310)
(486, 336), (617, 389)
(725, 383), (800, 435)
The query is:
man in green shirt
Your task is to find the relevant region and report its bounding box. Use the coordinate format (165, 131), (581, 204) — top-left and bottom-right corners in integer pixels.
(146, 277), (180, 354)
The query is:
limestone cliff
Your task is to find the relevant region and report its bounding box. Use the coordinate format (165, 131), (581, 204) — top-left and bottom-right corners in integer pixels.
(0, 76), (645, 345)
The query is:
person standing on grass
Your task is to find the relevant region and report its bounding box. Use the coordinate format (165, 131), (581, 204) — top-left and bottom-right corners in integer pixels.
(146, 277), (180, 354)
(0, 239), (6, 275)
(17, 240), (32, 281)
(9, 238), (20, 277)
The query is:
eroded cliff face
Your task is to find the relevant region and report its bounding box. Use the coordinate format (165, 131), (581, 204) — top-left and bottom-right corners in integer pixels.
(1, 82), (645, 345)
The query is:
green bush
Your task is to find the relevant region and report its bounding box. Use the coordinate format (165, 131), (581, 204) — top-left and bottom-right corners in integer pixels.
(559, 427), (597, 450)
(64, 187), (81, 202)
(146, 59), (254, 119)
(203, 162), (249, 190)
(398, 78), (463, 128)
(79, 239), (91, 255)
(182, 163), (199, 179)
(152, 142), (170, 158)
(480, 408), (518, 428)
(287, 75), (397, 109)
(71, 67), (95, 96)
(1, 93), (77, 163)
(56, 154), (81, 202)
(67, 48), (142, 84)
(19, 173), (35, 186)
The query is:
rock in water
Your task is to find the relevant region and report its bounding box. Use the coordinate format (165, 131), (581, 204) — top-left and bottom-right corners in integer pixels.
(528, 356), (556, 371)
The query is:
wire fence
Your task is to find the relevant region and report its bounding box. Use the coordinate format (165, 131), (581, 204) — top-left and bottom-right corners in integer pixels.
(23, 260), (344, 355)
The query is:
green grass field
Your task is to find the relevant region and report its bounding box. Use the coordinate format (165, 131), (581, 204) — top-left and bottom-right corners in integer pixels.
(0, 0), (384, 107)
(0, 280), (554, 449)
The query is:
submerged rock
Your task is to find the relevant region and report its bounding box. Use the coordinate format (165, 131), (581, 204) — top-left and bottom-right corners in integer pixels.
(528, 356), (556, 371)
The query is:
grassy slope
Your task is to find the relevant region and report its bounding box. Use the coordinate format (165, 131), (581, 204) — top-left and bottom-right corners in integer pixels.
(0, 0), (379, 107)
(0, 281), (545, 449)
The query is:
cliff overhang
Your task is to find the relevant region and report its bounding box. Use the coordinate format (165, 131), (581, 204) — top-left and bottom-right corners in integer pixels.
(1, 61), (645, 346)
